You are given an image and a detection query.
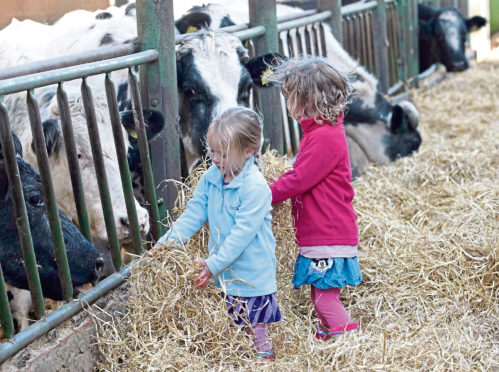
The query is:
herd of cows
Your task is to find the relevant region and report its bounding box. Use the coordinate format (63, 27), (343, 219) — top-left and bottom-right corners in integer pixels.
(0, 1), (486, 334)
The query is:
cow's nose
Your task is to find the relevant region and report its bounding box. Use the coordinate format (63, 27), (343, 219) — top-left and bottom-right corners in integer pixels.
(120, 216), (129, 228)
(451, 61), (467, 72)
(95, 256), (104, 276)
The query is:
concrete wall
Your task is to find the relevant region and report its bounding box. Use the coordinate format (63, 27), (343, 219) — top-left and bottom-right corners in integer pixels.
(1, 0), (110, 29)
(0, 283), (129, 372)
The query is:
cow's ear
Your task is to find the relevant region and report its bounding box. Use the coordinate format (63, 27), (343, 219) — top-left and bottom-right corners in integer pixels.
(120, 110), (165, 142)
(390, 105), (408, 135)
(142, 109), (165, 141)
(245, 53), (286, 87)
(0, 166), (8, 202)
(465, 16), (487, 32)
(31, 119), (61, 157)
(175, 12), (211, 34)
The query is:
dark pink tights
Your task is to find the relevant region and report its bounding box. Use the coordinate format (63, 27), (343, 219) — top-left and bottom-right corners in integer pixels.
(310, 285), (351, 329)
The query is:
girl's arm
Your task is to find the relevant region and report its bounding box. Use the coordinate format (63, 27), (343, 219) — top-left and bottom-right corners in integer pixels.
(204, 183), (271, 276)
(155, 174), (209, 247)
(270, 133), (341, 204)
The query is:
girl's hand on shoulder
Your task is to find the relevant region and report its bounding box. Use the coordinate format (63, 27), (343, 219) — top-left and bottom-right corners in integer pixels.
(193, 259), (212, 288)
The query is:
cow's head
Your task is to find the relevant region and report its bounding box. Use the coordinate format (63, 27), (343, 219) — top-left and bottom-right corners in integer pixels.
(30, 85), (151, 243)
(345, 100), (421, 177)
(418, 3), (486, 72)
(175, 4), (236, 34)
(176, 31), (278, 171)
(0, 133), (103, 300)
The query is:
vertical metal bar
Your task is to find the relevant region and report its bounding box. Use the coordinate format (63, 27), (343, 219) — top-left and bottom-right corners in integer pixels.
(0, 267), (14, 339)
(307, 24), (317, 56)
(80, 78), (121, 270)
(57, 83), (92, 242)
(0, 98), (45, 319)
(373, 0), (390, 92)
(136, 0), (180, 220)
(314, 23), (325, 57)
(408, 0), (420, 82)
(249, 0), (284, 155)
(127, 68), (162, 245)
(26, 90), (73, 302)
(104, 73), (143, 255)
(396, 0), (409, 82)
(318, 0), (343, 44)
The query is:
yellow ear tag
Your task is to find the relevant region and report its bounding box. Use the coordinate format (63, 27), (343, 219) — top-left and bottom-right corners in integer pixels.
(128, 129), (138, 139)
(186, 26), (198, 34)
(470, 25), (478, 32)
(261, 68), (272, 86)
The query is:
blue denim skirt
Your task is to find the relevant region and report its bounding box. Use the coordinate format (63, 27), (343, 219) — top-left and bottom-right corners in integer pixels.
(292, 255), (362, 289)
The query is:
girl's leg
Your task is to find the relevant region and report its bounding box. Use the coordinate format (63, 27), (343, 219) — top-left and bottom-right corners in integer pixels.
(311, 286), (351, 329)
(247, 323), (272, 355)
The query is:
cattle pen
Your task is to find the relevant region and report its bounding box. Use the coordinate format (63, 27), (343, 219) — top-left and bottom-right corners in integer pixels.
(0, 0), (490, 369)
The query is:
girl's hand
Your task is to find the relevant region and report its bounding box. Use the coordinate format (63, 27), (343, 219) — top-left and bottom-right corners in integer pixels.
(193, 259), (212, 288)
(149, 242), (164, 257)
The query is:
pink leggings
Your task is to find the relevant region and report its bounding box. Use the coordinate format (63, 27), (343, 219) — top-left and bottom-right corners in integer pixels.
(310, 286), (351, 329)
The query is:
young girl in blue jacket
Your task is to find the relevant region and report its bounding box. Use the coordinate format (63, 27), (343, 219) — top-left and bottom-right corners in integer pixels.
(154, 107), (280, 359)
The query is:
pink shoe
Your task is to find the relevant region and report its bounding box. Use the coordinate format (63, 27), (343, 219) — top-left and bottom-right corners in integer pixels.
(316, 322), (359, 342)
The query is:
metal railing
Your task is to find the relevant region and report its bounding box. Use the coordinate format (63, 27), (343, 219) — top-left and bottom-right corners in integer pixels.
(0, 0), (423, 363)
(0, 48), (162, 359)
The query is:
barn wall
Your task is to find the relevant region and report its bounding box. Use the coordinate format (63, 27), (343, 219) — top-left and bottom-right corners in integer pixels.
(0, 0), (110, 29)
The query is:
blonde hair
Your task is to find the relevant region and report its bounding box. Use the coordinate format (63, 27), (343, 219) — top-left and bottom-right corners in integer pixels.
(206, 107), (263, 167)
(267, 55), (351, 124)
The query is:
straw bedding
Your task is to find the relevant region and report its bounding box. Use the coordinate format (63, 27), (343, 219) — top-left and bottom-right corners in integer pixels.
(93, 60), (498, 371)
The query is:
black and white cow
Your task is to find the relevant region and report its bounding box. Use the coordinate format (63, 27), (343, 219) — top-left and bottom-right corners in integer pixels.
(1, 133), (103, 331)
(175, 2), (421, 176)
(418, 2), (486, 72)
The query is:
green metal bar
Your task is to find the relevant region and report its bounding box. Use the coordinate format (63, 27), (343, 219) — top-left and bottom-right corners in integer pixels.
(319, 0), (343, 44)
(0, 50), (158, 96)
(249, 0), (284, 155)
(277, 11), (332, 32)
(0, 99), (45, 320)
(232, 25), (266, 41)
(57, 83), (92, 242)
(0, 265), (131, 364)
(408, 0), (419, 82)
(396, 0), (409, 82)
(373, 0), (390, 93)
(80, 79), (121, 270)
(128, 69), (162, 242)
(104, 73), (143, 254)
(0, 266), (14, 339)
(137, 0), (180, 222)
(26, 90), (73, 302)
(341, 1), (377, 16)
(0, 43), (138, 81)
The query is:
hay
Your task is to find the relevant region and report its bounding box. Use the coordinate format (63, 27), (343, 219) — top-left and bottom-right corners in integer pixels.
(94, 60), (498, 371)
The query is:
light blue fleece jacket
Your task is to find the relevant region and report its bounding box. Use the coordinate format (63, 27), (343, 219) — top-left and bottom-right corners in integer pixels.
(156, 156), (277, 297)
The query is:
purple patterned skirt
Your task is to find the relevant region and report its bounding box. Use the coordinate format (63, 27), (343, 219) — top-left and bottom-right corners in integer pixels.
(223, 292), (282, 327)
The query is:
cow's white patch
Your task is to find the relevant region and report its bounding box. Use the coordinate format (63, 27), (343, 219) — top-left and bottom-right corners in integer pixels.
(439, 11), (461, 53)
(190, 33), (244, 121)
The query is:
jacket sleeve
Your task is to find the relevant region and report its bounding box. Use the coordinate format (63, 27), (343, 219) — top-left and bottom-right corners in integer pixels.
(205, 183), (271, 276)
(155, 174), (209, 246)
(270, 131), (341, 204)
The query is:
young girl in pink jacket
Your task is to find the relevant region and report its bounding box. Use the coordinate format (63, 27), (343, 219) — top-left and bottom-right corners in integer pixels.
(268, 56), (361, 342)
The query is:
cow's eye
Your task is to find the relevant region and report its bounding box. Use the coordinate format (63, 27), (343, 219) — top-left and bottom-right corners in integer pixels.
(29, 195), (44, 207)
(187, 88), (197, 97)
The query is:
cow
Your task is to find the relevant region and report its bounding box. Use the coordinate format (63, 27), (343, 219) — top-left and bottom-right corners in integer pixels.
(418, 2), (486, 72)
(174, 2), (421, 176)
(1, 133), (103, 331)
(0, 40), (155, 245)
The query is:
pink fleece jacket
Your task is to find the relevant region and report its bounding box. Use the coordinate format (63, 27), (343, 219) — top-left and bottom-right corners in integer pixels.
(270, 116), (358, 246)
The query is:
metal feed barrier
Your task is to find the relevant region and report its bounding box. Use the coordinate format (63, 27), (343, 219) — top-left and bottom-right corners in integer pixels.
(0, 0), (447, 363)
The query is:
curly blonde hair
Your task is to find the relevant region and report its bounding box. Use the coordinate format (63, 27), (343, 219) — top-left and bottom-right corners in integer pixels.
(267, 55), (351, 125)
